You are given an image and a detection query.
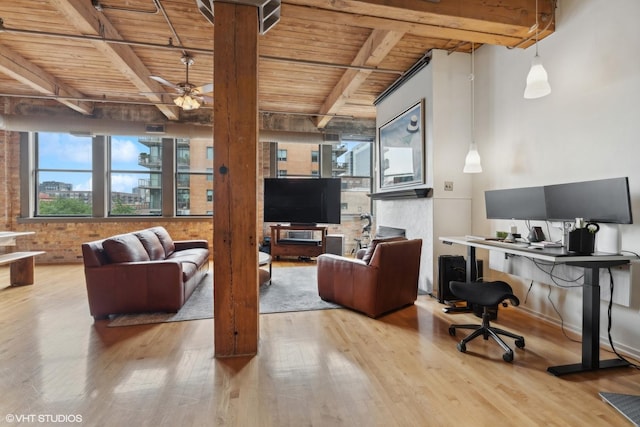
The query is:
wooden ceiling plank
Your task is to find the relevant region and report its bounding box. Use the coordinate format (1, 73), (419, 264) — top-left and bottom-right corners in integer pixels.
(0, 43), (93, 115)
(316, 29), (404, 128)
(49, 0), (179, 120)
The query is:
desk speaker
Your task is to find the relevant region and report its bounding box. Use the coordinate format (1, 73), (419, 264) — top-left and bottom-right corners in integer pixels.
(437, 255), (484, 303)
(325, 234), (344, 256)
(437, 255), (466, 303)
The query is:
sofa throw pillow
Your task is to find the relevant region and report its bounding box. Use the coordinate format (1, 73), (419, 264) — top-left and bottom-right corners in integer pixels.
(361, 236), (406, 264)
(103, 234), (151, 263)
(134, 229), (165, 260)
(150, 226), (176, 257)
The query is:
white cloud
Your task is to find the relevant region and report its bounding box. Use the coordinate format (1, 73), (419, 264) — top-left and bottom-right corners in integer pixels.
(111, 138), (140, 163)
(111, 174), (139, 193)
(75, 177), (93, 191)
(40, 133), (92, 164)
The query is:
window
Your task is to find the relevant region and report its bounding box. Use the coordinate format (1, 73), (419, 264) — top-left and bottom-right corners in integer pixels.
(175, 139), (214, 216)
(26, 132), (215, 219)
(277, 149), (287, 161)
(271, 140), (373, 222)
(109, 135), (162, 216)
(332, 140), (373, 218)
(36, 133), (93, 216)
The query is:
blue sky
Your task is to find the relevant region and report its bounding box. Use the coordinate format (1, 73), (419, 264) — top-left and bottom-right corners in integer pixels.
(39, 132), (149, 193)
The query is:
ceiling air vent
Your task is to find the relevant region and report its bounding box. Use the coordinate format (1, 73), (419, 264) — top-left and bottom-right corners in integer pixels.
(206, 0), (280, 35)
(195, 0), (214, 25)
(145, 123), (166, 134)
(323, 133), (341, 143)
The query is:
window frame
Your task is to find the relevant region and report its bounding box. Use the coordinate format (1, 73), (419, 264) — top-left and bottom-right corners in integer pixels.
(107, 135), (164, 217)
(20, 132), (214, 221)
(33, 132), (94, 217)
(174, 139), (214, 216)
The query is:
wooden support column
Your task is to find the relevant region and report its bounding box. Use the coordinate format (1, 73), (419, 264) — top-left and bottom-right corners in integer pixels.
(213, 3), (259, 357)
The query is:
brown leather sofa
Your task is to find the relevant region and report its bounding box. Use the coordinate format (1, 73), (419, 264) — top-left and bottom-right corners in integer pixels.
(317, 237), (422, 318)
(82, 226), (209, 320)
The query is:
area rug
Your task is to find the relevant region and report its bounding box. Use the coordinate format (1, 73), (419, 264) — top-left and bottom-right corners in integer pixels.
(107, 266), (340, 327)
(599, 392), (640, 426)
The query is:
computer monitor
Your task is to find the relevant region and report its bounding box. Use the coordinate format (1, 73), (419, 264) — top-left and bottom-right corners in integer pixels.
(485, 185), (547, 220)
(544, 177), (633, 224)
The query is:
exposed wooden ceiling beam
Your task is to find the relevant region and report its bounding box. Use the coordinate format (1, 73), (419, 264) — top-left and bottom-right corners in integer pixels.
(0, 44), (93, 115)
(316, 29), (404, 128)
(284, 0), (554, 48)
(49, 0), (180, 120)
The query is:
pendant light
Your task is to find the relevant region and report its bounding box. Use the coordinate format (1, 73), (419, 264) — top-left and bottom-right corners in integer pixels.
(524, 0), (551, 99)
(463, 42), (482, 173)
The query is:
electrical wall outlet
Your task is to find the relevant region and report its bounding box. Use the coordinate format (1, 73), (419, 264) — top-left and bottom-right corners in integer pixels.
(444, 181), (453, 191)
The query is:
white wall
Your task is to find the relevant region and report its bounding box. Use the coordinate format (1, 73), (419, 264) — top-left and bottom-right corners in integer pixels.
(472, 0), (640, 358)
(375, 0), (640, 359)
(376, 51), (472, 293)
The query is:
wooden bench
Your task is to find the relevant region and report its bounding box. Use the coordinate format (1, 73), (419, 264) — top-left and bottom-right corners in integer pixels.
(0, 251), (45, 286)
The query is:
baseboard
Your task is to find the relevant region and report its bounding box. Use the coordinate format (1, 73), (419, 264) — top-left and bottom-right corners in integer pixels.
(517, 305), (640, 363)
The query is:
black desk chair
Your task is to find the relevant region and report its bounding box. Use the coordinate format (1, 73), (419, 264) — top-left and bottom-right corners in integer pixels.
(448, 280), (525, 362)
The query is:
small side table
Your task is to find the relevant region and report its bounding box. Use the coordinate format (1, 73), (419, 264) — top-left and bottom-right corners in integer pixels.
(259, 251), (272, 286)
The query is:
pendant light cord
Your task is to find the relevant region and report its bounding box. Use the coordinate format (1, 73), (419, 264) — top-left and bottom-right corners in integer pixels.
(535, 0), (540, 56)
(471, 42), (475, 144)
(508, 0), (556, 50)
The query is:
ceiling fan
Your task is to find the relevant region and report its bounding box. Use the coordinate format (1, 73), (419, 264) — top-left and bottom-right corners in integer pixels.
(149, 53), (213, 111)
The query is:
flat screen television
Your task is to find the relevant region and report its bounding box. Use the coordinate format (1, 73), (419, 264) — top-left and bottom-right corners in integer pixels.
(263, 178), (342, 225)
(544, 177), (633, 224)
(485, 185), (547, 220)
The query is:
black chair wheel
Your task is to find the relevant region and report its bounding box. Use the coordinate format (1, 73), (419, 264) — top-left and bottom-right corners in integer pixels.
(515, 338), (525, 348)
(448, 326), (456, 336)
(503, 351), (514, 362)
(457, 342), (466, 353)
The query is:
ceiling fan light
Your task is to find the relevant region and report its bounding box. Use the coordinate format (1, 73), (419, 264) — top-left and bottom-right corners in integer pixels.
(173, 94), (200, 110)
(183, 95), (200, 111)
(173, 95), (185, 108)
(524, 54), (551, 99)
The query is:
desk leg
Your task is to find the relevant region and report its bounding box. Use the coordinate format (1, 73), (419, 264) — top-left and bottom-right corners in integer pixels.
(466, 246), (477, 282)
(547, 266), (629, 376)
(443, 247), (475, 314)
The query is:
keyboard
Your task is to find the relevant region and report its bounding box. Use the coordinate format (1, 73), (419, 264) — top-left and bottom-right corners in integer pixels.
(529, 241), (563, 248)
(465, 235), (487, 241)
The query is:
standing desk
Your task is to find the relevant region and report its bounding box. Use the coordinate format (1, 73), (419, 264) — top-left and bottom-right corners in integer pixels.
(439, 236), (634, 376)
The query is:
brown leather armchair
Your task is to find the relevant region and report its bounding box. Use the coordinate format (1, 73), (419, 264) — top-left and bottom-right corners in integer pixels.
(317, 238), (422, 318)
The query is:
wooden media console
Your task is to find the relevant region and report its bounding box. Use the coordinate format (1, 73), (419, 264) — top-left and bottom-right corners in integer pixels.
(270, 225), (327, 259)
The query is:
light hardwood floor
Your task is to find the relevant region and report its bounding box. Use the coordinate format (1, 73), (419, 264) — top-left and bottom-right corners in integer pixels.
(0, 262), (639, 426)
